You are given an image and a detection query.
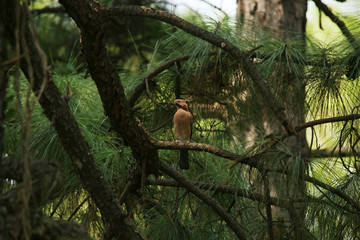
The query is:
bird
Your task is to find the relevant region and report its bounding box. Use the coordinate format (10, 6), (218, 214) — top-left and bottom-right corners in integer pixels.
(172, 99), (193, 169)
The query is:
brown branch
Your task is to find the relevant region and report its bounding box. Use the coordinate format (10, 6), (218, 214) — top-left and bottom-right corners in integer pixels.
(154, 139), (274, 172)
(153, 139), (360, 213)
(295, 114), (360, 132)
(154, 140), (240, 159)
(103, 5), (296, 135)
(2, 53), (25, 70)
(313, 0), (358, 49)
(158, 162), (249, 240)
(232, 114), (360, 167)
(59, 0), (159, 178)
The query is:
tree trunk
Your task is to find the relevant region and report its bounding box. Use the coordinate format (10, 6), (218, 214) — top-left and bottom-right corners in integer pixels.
(237, 0), (308, 239)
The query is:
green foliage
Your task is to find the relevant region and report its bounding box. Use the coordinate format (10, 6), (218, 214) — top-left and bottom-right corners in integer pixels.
(4, 3), (360, 239)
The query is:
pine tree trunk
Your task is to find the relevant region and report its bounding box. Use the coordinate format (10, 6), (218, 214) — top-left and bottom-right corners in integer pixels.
(237, 0), (308, 239)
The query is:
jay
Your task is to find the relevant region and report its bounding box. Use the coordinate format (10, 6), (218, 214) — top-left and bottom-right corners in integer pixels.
(172, 99), (193, 169)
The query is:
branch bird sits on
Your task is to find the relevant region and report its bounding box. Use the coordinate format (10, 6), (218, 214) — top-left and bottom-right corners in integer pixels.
(171, 99), (193, 169)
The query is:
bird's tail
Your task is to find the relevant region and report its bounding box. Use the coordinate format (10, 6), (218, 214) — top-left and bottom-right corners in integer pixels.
(180, 150), (189, 170)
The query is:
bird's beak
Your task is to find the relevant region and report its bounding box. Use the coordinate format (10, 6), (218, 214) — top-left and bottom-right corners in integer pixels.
(170, 101), (182, 108)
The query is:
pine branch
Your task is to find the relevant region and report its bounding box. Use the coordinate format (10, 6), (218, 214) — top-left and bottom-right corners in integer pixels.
(103, 5), (296, 135)
(59, 0), (159, 177)
(158, 162), (249, 240)
(295, 114), (360, 132)
(156, 143), (360, 212)
(231, 114), (360, 168)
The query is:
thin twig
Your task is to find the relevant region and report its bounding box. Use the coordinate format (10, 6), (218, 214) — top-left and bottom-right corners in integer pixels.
(67, 196), (90, 221)
(145, 77), (168, 111)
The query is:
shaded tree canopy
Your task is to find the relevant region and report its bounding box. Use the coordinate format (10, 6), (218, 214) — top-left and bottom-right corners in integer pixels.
(1, 0), (360, 239)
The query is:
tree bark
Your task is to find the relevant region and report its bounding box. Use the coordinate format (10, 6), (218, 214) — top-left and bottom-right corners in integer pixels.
(237, 0), (308, 238)
(58, 0), (159, 175)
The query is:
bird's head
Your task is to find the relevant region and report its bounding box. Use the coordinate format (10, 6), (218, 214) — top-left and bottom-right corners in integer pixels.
(172, 99), (189, 111)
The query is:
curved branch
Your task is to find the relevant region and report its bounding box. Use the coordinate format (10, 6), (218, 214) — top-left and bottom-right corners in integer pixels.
(158, 162), (248, 240)
(103, 5), (296, 135)
(295, 114), (360, 132)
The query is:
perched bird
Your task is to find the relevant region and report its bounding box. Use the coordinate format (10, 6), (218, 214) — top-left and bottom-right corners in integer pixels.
(172, 99), (193, 169)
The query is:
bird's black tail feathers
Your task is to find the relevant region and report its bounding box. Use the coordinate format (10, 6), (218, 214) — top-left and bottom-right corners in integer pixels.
(180, 150), (189, 170)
